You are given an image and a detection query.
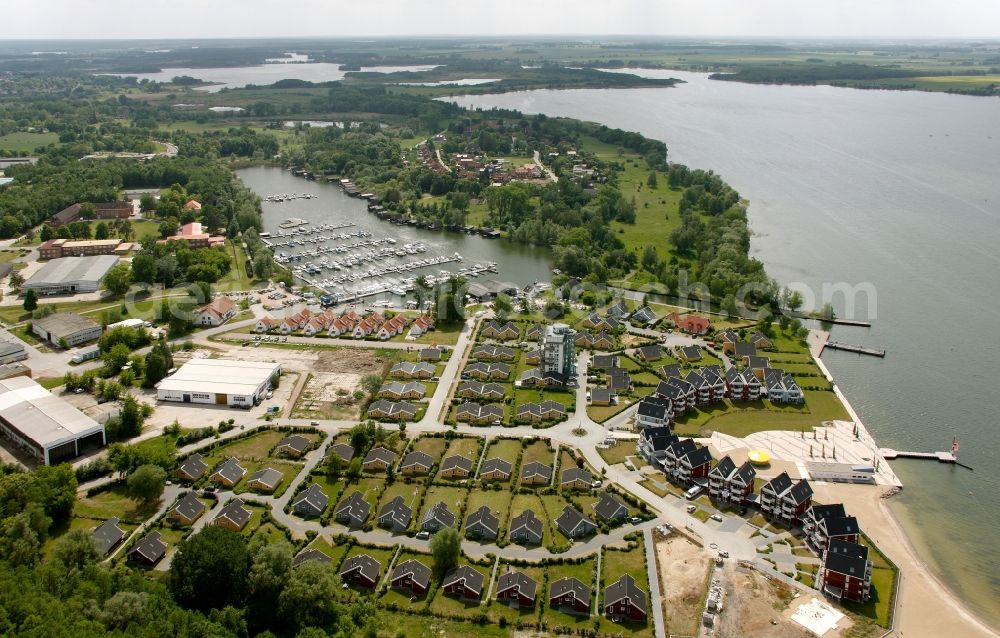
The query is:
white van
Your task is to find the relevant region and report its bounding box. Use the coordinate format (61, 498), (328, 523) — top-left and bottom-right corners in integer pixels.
(685, 485), (705, 500)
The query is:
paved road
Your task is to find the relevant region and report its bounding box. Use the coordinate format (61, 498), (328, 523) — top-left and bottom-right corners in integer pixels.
(644, 527), (666, 638)
(533, 150), (558, 183)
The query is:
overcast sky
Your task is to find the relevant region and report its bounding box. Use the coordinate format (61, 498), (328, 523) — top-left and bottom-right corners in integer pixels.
(1, 0), (998, 40)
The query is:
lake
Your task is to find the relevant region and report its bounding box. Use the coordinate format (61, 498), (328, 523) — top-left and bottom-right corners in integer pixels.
(449, 73), (1000, 625)
(236, 166), (553, 297)
(107, 62), (440, 92)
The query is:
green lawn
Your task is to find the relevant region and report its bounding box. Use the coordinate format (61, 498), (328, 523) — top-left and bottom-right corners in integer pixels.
(841, 535), (899, 628)
(520, 440), (555, 467)
(443, 436), (482, 462)
(480, 438), (522, 474)
(74, 486), (160, 524)
(489, 562), (544, 623)
(0, 131), (59, 153)
(410, 435), (448, 465)
(232, 460), (303, 498)
(543, 556), (599, 630)
(302, 535), (351, 568)
(418, 485), (469, 526)
(342, 543), (397, 588)
(508, 493), (552, 545)
(376, 481), (425, 532)
(428, 556), (490, 618)
(587, 401), (633, 423)
(464, 489), (511, 539)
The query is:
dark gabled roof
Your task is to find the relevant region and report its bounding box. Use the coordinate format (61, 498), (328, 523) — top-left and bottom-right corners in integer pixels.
(510, 509), (543, 537)
(328, 443), (355, 462)
(824, 539), (870, 578)
(746, 355), (771, 369)
(293, 548), (332, 567)
(606, 300), (629, 318)
(640, 426), (676, 452)
(401, 450), (434, 469)
(763, 471), (793, 496)
(277, 434), (311, 454)
(444, 565), (485, 594)
(606, 369), (631, 391)
(715, 328), (739, 343)
(734, 342), (757, 358)
(594, 492), (628, 521)
(479, 457), (512, 476)
(631, 305), (656, 323)
(680, 345), (702, 360)
(392, 559), (432, 588)
(419, 347), (442, 361)
(561, 467), (592, 485)
(129, 531), (166, 563)
(520, 461), (552, 482)
(170, 492), (206, 521)
(556, 505), (595, 535)
(213, 457), (246, 484)
(591, 387), (614, 403)
(787, 479), (813, 505)
(441, 455), (473, 473)
(422, 501), (455, 528)
(809, 503), (847, 522)
(550, 577), (591, 605)
(710, 455), (737, 479)
(591, 354), (619, 369)
(364, 446), (397, 465)
(457, 402), (504, 420)
(685, 369), (707, 387)
(177, 453), (207, 479)
(497, 570), (538, 599)
(822, 515), (860, 537)
(216, 498), (252, 528)
(667, 437), (698, 458)
(637, 396), (672, 419)
(538, 400), (565, 414)
(466, 505), (500, 535)
(637, 344), (661, 359)
(683, 445), (713, 467)
(249, 467), (283, 489)
(293, 484), (328, 513)
(336, 491), (371, 521)
(340, 553), (381, 582)
(604, 574), (647, 614)
(655, 380), (684, 399)
(733, 461), (756, 484)
(661, 364), (683, 378)
(378, 495), (412, 526)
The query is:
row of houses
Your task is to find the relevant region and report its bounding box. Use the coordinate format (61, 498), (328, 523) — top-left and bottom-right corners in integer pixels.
(256, 308), (434, 341)
(333, 554), (646, 622)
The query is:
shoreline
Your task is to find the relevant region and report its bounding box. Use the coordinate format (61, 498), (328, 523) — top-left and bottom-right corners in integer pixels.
(808, 329), (999, 637)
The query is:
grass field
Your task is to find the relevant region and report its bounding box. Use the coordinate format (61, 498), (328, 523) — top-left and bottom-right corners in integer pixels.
(0, 131), (59, 153)
(443, 436), (482, 462)
(520, 440), (554, 467)
(233, 460), (303, 498)
(428, 556), (491, 617)
(464, 488), (511, 539)
(376, 481), (424, 532)
(409, 435), (448, 465)
(419, 485), (469, 526)
(600, 536), (652, 636)
(74, 486), (160, 524)
(597, 441), (637, 466)
(480, 438), (522, 475)
(508, 493), (552, 545)
(204, 430), (294, 464)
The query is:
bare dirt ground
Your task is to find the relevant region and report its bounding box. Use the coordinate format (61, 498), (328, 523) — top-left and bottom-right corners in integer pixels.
(716, 567), (814, 638)
(657, 534), (713, 636)
(290, 349), (397, 420)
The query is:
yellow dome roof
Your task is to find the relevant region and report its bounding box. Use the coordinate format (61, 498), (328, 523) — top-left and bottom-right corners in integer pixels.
(748, 450), (771, 465)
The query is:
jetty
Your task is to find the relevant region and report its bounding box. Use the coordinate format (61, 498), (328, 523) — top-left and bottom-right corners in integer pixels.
(824, 341), (886, 357)
(880, 448), (973, 470)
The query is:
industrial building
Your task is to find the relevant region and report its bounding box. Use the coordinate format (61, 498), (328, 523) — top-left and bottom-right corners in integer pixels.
(156, 359), (281, 408)
(0, 376), (105, 465)
(32, 312), (102, 348)
(0, 339), (28, 365)
(23, 255), (120, 295)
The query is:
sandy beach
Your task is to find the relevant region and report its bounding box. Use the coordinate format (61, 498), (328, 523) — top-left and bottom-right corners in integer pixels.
(815, 483), (999, 638)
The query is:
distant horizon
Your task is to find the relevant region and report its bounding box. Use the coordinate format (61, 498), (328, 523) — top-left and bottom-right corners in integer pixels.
(1, 0), (997, 41)
(2, 34), (999, 43)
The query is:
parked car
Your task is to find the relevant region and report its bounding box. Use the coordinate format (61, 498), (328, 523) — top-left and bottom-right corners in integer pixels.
(710, 514), (723, 522)
(686, 504), (697, 513)
(416, 531), (430, 540)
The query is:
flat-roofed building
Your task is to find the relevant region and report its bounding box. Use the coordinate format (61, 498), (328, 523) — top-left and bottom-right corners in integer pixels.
(38, 238), (123, 260)
(23, 255), (120, 295)
(0, 376), (105, 465)
(0, 340), (28, 365)
(156, 359), (281, 408)
(32, 312), (102, 347)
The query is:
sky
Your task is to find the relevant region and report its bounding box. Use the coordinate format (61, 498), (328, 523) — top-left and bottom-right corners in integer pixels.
(0, 0), (998, 40)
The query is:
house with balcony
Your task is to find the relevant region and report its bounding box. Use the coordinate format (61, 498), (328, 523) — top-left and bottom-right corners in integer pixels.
(820, 539), (872, 603)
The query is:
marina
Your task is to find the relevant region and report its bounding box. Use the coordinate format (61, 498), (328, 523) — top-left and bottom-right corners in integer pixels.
(238, 165), (553, 305)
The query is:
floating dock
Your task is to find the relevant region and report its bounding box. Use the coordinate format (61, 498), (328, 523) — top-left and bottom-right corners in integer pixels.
(824, 341), (886, 357)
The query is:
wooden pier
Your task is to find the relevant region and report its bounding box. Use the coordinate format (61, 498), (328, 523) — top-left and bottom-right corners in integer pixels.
(824, 341), (886, 357)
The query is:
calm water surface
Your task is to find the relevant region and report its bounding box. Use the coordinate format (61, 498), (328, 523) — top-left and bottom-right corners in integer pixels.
(450, 73), (1000, 625)
(236, 166), (553, 297)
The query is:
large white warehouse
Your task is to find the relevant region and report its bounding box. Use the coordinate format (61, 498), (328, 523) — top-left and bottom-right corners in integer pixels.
(0, 376), (106, 465)
(156, 358), (281, 408)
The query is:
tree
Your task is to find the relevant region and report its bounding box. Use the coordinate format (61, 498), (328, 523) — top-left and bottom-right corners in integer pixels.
(345, 458), (362, 480)
(170, 525), (250, 612)
(52, 528), (100, 571)
(647, 171), (658, 188)
(103, 342), (132, 375)
(94, 221), (110, 240)
(118, 395), (144, 439)
(103, 263), (133, 296)
(143, 342), (174, 388)
(131, 253), (156, 286)
(39, 224), (54, 242)
(361, 374), (382, 397)
(248, 540), (292, 605)
(325, 453), (343, 478)
(429, 527), (461, 579)
(786, 290), (804, 314)
(22, 288), (37, 312)
(9, 270), (24, 290)
(277, 560), (341, 631)
(126, 464), (166, 505)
